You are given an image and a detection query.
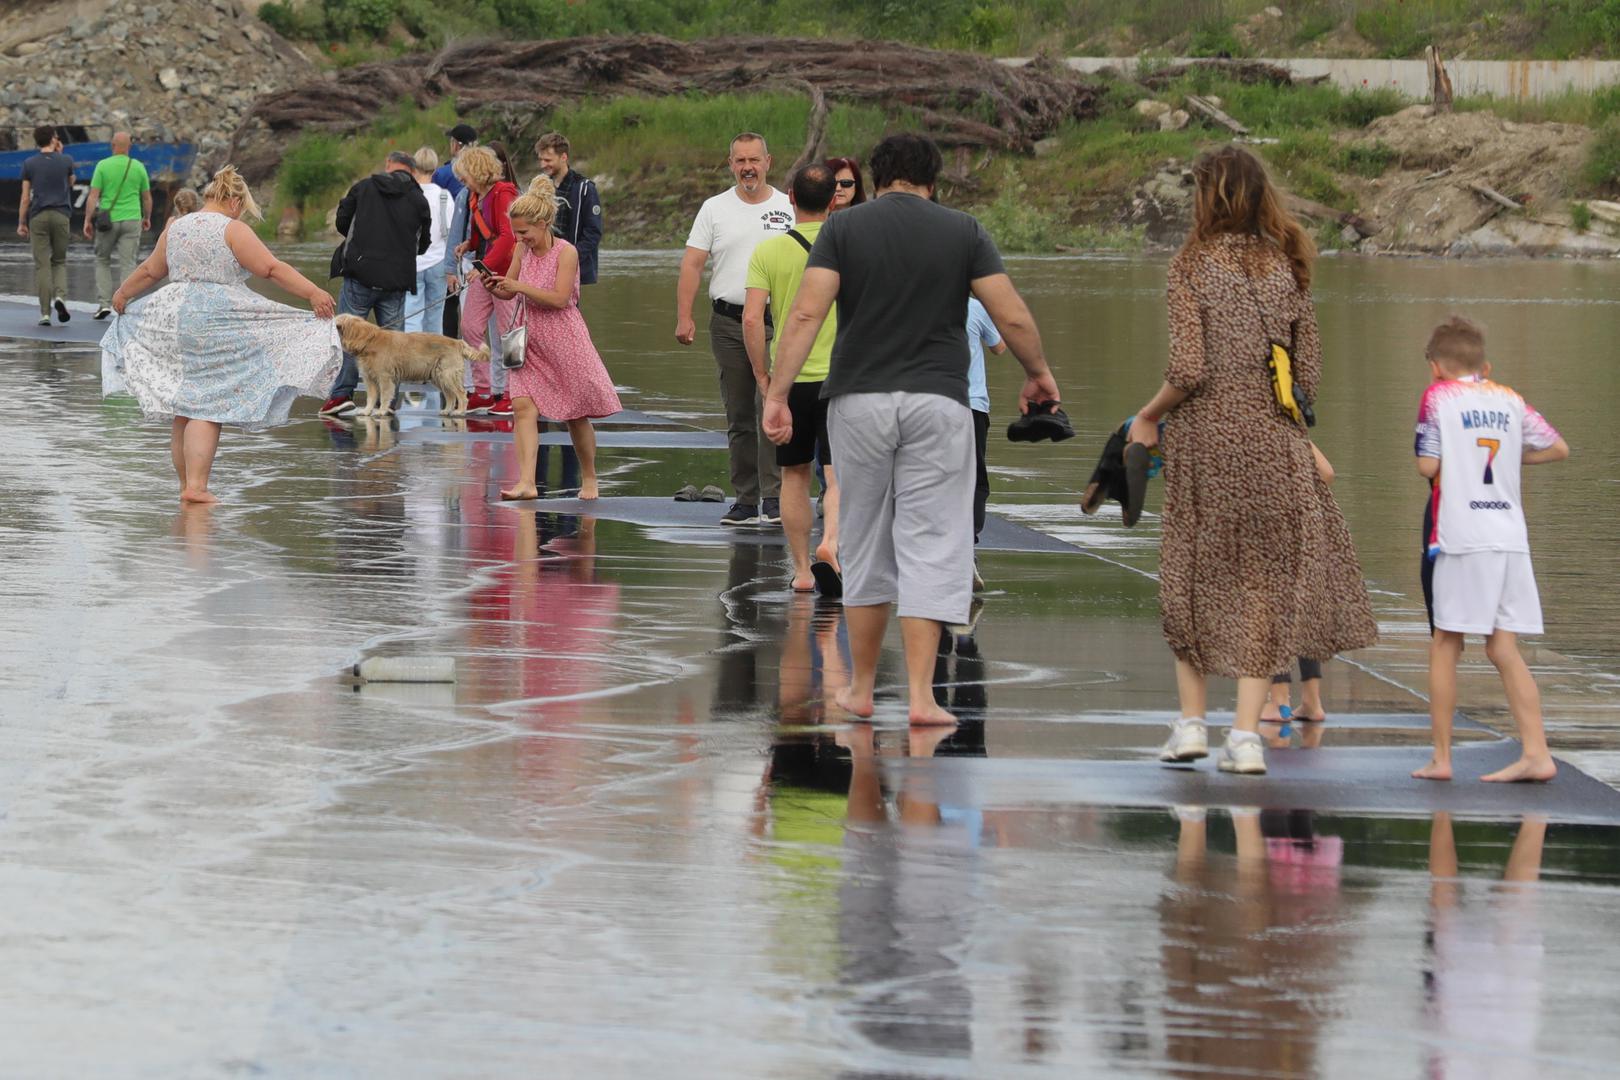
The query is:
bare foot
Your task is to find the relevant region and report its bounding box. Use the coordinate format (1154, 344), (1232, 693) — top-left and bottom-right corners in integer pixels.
(909, 700), (957, 727)
(791, 575), (815, 593)
(499, 487), (538, 501)
(1293, 708), (1327, 722)
(1481, 754), (1558, 783)
(1260, 702), (1284, 722)
(1412, 757), (1453, 781)
(578, 481), (599, 500)
(180, 488), (219, 504)
(814, 541), (841, 574)
(835, 685), (874, 719)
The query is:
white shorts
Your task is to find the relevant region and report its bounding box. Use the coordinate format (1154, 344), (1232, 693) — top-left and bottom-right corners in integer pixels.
(1432, 551), (1543, 636)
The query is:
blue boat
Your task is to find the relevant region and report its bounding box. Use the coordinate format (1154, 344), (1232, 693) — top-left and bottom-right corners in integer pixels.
(0, 126), (197, 235)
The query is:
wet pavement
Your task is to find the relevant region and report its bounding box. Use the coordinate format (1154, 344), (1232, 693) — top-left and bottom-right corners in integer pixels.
(4, 266), (1620, 1076)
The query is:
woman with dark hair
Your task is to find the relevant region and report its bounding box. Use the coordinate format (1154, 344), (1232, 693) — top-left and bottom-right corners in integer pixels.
(486, 140), (520, 187)
(824, 156), (866, 210)
(1128, 145), (1376, 776)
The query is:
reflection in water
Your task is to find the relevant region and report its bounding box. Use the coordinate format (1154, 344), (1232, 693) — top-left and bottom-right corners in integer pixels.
(1425, 813), (1547, 1078)
(1161, 807), (1352, 1078)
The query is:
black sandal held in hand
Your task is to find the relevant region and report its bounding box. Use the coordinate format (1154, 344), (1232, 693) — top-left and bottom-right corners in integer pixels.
(1006, 400), (1075, 443)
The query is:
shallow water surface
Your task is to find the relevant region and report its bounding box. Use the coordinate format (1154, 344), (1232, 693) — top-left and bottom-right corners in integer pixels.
(1, 245), (1619, 1076)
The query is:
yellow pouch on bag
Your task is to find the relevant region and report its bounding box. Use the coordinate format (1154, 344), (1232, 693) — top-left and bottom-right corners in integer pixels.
(1268, 340), (1302, 425)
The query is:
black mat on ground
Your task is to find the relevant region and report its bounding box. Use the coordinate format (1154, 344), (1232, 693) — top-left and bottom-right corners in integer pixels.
(392, 407), (683, 427)
(399, 427), (727, 449)
(0, 301), (107, 345)
(500, 495), (1080, 555)
(1055, 710), (1493, 733)
(887, 741), (1620, 824)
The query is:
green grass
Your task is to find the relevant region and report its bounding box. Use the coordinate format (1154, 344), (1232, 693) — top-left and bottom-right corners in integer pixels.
(1572, 199), (1593, 231)
(545, 93), (910, 179)
(1457, 85), (1620, 125)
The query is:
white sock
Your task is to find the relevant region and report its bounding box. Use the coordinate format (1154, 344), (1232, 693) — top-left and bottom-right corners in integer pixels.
(1174, 715), (1206, 728)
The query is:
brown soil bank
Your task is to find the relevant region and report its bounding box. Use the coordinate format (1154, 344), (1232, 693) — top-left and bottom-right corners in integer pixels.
(229, 34), (1104, 184)
(1344, 106), (1616, 256)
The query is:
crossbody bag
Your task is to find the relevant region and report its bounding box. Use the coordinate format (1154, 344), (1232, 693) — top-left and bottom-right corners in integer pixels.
(94, 156), (134, 233)
(1239, 259), (1315, 429)
(497, 248), (528, 370)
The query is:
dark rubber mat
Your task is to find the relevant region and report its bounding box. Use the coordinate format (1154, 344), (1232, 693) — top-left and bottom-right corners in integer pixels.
(393, 407), (682, 427)
(399, 427), (727, 448)
(1055, 709), (1493, 733)
(500, 495), (1081, 555)
(887, 740), (1620, 824)
(0, 301), (108, 344)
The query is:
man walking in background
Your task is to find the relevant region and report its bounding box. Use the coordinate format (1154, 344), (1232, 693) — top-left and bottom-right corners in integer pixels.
(437, 125), (476, 338)
(17, 124), (74, 327)
(319, 150), (432, 417)
(746, 162), (841, 593)
(84, 132), (152, 320)
(535, 132), (603, 286)
(763, 133), (1061, 726)
(675, 132), (793, 526)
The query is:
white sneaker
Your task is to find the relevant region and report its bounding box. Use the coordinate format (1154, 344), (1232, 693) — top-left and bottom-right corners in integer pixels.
(1158, 717), (1208, 763)
(1217, 732), (1267, 775)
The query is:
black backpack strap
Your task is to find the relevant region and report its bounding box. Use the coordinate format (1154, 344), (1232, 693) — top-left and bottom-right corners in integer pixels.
(786, 228), (812, 253)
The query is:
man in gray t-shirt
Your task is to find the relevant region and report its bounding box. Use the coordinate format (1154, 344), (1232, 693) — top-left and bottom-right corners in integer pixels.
(17, 124), (76, 325)
(763, 132), (1061, 727)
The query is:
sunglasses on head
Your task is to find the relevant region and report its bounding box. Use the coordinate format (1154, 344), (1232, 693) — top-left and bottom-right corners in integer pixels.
(835, 179), (857, 188)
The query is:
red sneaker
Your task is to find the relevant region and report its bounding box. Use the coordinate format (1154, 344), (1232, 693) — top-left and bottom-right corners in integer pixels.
(488, 395), (513, 417)
(465, 392), (494, 414)
(318, 395), (355, 417)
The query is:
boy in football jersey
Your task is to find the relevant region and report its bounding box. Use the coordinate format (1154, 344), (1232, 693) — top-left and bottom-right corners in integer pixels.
(1412, 316), (1569, 783)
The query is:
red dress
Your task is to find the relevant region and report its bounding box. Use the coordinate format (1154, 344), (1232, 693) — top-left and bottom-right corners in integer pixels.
(505, 239), (622, 421)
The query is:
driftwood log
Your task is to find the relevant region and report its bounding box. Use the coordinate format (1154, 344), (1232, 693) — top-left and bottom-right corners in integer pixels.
(227, 34), (1104, 183)
(1186, 94), (1248, 135)
(1283, 192), (1382, 238)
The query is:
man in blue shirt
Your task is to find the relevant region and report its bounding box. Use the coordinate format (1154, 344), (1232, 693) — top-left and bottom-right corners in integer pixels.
(432, 123), (474, 199)
(16, 124), (75, 326)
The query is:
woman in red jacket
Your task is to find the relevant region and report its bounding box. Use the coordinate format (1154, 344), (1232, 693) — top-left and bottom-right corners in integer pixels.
(451, 145), (519, 414)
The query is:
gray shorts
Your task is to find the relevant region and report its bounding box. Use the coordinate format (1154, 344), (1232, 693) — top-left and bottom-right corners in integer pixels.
(828, 391), (975, 623)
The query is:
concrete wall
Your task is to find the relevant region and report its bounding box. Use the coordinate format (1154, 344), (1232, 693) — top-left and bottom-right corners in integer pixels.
(1006, 56), (1620, 102)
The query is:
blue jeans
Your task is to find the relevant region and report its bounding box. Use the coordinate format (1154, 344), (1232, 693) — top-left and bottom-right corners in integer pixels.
(329, 278), (405, 398)
(403, 268), (447, 335)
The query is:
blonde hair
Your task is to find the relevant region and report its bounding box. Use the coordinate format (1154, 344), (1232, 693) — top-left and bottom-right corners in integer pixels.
(508, 173), (558, 227)
(453, 146), (502, 192)
(201, 165), (262, 222)
(170, 189), (201, 217)
(413, 145), (439, 173)
(1188, 145), (1314, 290)
(1426, 314), (1488, 372)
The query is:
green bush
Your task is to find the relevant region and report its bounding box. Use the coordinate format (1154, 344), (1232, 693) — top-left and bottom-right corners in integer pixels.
(278, 134), (350, 205)
(1340, 141), (1397, 177)
(1187, 24), (1246, 58)
(972, 168), (1070, 251)
(1572, 200), (1593, 232)
(1582, 117), (1620, 191)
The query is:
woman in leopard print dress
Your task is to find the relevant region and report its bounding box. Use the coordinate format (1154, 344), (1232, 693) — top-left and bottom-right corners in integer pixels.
(1128, 146), (1377, 775)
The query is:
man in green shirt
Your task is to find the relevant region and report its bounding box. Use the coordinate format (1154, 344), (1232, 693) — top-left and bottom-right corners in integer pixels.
(744, 163), (841, 594)
(83, 132), (152, 319)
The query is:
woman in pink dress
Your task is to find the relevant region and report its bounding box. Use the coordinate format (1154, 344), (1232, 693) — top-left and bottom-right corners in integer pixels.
(484, 175), (621, 501)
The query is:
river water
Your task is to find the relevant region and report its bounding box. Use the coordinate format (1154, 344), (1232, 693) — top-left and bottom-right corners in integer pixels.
(2, 241), (1619, 1076)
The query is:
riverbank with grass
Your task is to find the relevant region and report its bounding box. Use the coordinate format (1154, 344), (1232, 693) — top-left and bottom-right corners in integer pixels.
(257, 55), (1620, 257)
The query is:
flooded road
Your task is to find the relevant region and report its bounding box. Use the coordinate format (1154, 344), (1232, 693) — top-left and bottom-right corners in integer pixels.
(2, 243), (1620, 1076)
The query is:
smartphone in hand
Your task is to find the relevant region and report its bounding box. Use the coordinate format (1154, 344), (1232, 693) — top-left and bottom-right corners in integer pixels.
(472, 259), (493, 277)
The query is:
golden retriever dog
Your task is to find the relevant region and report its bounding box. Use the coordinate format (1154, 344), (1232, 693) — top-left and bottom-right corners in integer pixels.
(334, 314), (480, 417)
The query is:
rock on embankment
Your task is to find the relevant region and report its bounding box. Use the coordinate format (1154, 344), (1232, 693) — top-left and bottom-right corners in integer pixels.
(0, 0), (312, 183)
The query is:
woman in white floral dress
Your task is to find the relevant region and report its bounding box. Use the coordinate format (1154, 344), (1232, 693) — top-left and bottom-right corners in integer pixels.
(102, 166), (339, 504)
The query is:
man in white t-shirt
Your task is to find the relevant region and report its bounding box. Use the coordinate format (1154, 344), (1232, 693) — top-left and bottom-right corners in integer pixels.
(675, 132), (794, 526)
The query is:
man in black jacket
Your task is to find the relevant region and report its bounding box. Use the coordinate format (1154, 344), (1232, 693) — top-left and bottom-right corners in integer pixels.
(320, 151), (432, 416)
(535, 132), (603, 286)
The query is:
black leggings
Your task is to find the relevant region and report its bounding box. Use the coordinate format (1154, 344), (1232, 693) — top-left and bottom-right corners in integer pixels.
(1272, 658), (1323, 685)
